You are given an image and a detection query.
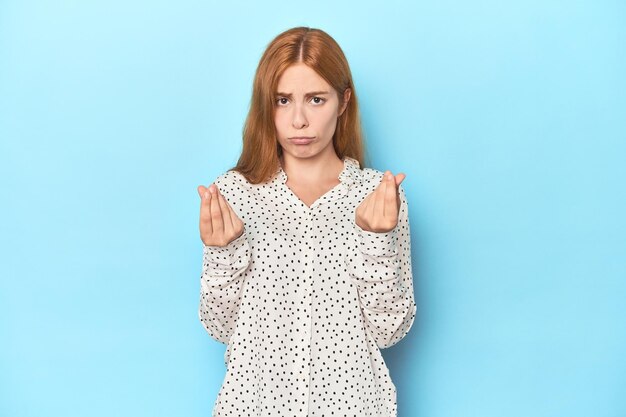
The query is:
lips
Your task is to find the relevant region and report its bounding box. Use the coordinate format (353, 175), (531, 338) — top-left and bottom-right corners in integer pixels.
(290, 137), (315, 145)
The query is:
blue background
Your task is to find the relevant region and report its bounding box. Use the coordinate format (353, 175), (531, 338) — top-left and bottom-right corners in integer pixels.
(1, 1), (624, 416)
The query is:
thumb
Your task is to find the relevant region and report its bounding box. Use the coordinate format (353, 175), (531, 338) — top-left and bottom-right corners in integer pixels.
(197, 185), (208, 198)
(395, 174), (405, 209)
(395, 173), (406, 187)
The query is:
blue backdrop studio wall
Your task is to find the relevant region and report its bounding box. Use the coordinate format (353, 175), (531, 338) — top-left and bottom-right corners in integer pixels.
(0, 1), (624, 416)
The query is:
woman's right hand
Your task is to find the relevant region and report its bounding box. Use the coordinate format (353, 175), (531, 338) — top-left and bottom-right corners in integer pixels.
(198, 183), (245, 247)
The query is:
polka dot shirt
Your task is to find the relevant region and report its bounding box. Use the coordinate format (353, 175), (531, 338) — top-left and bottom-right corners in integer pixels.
(199, 156), (417, 417)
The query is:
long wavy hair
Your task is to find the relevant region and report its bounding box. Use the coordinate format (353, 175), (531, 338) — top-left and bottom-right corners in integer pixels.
(229, 26), (368, 184)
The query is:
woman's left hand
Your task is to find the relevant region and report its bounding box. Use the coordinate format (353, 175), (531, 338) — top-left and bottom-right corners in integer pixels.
(355, 170), (406, 233)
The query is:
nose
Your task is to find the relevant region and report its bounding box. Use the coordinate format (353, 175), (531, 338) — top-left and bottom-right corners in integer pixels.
(292, 103), (308, 129)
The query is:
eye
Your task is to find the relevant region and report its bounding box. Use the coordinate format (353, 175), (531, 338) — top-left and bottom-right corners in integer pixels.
(276, 97), (289, 106)
(311, 97), (326, 105)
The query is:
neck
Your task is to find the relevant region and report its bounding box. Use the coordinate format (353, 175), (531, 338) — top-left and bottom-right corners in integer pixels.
(280, 150), (343, 185)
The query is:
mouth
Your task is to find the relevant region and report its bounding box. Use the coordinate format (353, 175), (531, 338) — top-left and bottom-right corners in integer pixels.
(289, 136), (315, 145)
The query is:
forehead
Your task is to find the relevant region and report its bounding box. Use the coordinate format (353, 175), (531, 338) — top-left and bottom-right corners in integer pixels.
(276, 63), (332, 92)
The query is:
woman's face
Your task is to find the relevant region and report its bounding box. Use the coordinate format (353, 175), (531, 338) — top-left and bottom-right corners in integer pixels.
(274, 63), (350, 162)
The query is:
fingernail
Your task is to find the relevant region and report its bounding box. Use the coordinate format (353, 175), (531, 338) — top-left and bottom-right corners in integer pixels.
(386, 172), (393, 180)
(209, 185), (215, 194)
(204, 191), (209, 199)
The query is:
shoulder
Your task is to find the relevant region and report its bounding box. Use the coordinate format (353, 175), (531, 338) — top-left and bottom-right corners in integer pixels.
(360, 167), (405, 190)
(361, 167), (385, 184)
(212, 169), (251, 195)
(359, 166), (408, 203)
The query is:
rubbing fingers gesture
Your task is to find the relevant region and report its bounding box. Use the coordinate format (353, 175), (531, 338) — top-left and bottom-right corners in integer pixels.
(198, 183), (244, 247)
(355, 171), (406, 233)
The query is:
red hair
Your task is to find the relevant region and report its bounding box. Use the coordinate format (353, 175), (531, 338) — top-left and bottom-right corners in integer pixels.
(229, 26), (368, 184)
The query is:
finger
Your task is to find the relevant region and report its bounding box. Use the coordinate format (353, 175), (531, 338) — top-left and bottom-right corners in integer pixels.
(395, 173), (406, 187)
(216, 187), (234, 232)
(384, 171), (398, 218)
(199, 185), (210, 210)
(209, 184), (224, 235)
(369, 172), (387, 222)
(221, 193), (241, 230)
(373, 171), (391, 216)
(200, 185), (213, 235)
(395, 173), (406, 208)
(198, 185), (208, 204)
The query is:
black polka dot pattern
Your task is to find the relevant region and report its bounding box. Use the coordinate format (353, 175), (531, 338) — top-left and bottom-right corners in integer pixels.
(199, 157), (417, 417)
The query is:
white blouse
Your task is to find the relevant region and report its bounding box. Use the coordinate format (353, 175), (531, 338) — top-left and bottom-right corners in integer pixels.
(199, 156), (417, 417)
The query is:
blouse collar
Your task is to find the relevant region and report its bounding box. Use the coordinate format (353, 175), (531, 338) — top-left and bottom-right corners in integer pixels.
(275, 156), (362, 187)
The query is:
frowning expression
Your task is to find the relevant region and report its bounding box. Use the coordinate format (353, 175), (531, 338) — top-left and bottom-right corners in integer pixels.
(274, 63), (349, 160)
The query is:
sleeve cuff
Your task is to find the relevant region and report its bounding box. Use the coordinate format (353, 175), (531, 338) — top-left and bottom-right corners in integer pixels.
(203, 229), (249, 266)
(353, 221), (398, 257)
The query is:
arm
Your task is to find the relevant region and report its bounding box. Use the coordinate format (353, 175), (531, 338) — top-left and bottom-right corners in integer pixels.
(346, 184), (417, 349)
(198, 226), (251, 345)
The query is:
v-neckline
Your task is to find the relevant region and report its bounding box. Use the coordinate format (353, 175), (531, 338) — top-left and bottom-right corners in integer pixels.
(279, 158), (350, 210)
(284, 179), (344, 210)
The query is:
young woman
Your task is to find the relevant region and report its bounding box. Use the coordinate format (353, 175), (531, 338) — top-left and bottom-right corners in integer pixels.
(196, 26), (417, 417)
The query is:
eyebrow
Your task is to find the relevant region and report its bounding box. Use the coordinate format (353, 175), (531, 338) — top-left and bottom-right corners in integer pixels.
(275, 90), (330, 98)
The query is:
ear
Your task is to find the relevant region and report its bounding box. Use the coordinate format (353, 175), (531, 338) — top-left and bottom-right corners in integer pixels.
(338, 88), (352, 117)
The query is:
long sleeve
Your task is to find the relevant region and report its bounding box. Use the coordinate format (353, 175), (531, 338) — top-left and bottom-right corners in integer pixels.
(198, 228), (251, 344)
(345, 184), (417, 349)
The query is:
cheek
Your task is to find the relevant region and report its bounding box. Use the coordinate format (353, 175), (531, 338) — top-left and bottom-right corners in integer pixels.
(274, 114), (287, 134)
(320, 110), (339, 132)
